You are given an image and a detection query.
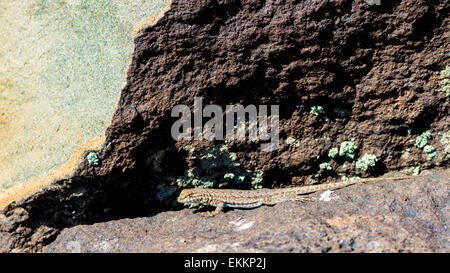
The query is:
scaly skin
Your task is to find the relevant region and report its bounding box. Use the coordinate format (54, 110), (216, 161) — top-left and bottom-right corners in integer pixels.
(177, 176), (412, 216)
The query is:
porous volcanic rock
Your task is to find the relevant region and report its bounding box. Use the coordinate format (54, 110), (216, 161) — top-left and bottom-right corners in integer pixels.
(1, 0), (449, 252)
(43, 170), (449, 253)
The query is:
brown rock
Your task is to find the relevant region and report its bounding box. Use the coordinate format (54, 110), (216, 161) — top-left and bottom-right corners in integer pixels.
(1, 0), (449, 252)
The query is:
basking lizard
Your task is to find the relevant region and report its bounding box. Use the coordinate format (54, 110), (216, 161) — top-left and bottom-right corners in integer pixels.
(177, 176), (412, 216)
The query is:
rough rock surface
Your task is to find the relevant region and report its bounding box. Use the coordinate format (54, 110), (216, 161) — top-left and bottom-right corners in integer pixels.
(0, 0), (449, 252)
(44, 170), (449, 253)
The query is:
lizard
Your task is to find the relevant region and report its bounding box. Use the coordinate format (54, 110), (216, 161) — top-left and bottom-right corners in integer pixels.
(177, 175), (412, 217)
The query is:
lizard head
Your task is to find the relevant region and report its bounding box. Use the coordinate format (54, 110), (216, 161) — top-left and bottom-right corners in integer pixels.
(177, 188), (200, 204)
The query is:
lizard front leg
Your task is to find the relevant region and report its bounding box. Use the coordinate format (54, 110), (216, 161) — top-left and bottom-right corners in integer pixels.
(198, 201), (224, 217)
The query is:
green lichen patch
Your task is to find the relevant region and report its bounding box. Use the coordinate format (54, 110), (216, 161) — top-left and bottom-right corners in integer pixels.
(176, 144), (265, 189)
(309, 173), (322, 184)
(355, 154), (378, 172)
(310, 105), (325, 116)
(319, 162), (333, 171)
(414, 131), (438, 159)
(426, 150), (438, 159)
(223, 173), (235, 180)
(71, 192), (84, 198)
(319, 141), (360, 181)
(339, 139), (358, 159)
(340, 174), (361, 181)
(182, 145), (196, 153)
(86, 152), (99, 166)
(406, 166), (421, 176)
(401, 148), (411, 160)
(441, 130), (450, 146)
(250, 170), (265, 189)
(328, 147), (339, 159)
(439, 66), (450, 96)
(423, 145), (435, 154)
(236, 175), (246, 183)
(415, 131), (432, 149)
(440, 130), (450, 158)
(176, 169), (215, 189)
(286, 136), (300, 147)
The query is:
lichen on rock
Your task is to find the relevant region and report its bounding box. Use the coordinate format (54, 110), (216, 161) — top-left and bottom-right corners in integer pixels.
(355, 154), (378, 172)
(439, 66), (450, 96)
(176, 144), (265, 189)
(338, 140), (358, 160)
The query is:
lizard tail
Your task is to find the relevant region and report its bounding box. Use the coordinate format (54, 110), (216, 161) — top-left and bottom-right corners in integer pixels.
(300, 175), (412, 194)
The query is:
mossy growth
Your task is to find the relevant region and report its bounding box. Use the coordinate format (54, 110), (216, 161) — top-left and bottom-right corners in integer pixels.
(406, 166), (421, 176)
(236, 175), (246, 183)
(250, 170), (265, 189)
(317, 140), (359, 181)
(178, 173), (214, 189)
(338, 139), (358, 159)
(340, 174), (361, 181)
(319, 162), (333, 171)
(327, 140), (358, 161)
(176, 144), (265, 189)
(439, 66), (450, 96)
(328, 147), (339, 159)
(401, 148), (411, 160)
(415, 131), (438, 159)
(223, 173), (235, 180)
(182, 145), (196, 153)
(415, 131), (432, 149)
(286, 136), (300, 147)
(422, 144), (434, 153)
(308, 173), (322, 184)
(310, 105), (325, 116)
(355, 154), (378, 172)
(86, 152), (99, 166)
(440, 130), (450, 158)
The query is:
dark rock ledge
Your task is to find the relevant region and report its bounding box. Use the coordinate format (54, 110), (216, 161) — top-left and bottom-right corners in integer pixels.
(43, 170), (449, 253)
